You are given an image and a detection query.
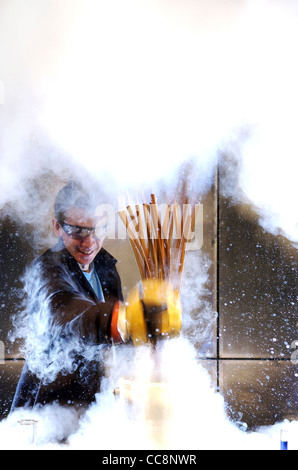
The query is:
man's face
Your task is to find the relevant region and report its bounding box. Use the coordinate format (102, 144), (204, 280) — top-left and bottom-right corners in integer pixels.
(53, 206), (106, 269)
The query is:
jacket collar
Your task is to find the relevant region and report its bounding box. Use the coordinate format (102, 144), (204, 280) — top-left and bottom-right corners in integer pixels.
(52, 239), (117, 270)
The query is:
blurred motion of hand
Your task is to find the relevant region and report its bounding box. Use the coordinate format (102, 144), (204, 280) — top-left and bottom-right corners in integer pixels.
(118, 279), (182, 345)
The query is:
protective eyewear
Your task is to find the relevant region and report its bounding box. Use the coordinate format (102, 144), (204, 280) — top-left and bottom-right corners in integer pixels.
(59, 221), (107, 240)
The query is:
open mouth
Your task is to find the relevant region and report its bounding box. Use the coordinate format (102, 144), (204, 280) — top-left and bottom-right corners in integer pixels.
(78, 248), (94, 258)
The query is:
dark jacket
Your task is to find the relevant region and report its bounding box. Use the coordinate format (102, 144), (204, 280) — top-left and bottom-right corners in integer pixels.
(11, 243), (123, 411)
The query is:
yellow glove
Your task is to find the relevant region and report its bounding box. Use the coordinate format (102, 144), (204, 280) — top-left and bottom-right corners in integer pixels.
(117, 279), (182, 345)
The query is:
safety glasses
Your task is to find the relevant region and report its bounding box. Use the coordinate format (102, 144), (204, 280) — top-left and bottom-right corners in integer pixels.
(59, 221), (107, 240)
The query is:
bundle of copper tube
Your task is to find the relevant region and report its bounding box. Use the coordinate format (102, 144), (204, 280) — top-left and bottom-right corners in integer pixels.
(118, 193), (196, 290)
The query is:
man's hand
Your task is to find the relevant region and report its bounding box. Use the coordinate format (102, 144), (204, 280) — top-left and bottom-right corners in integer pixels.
(117, 279), (182, 345)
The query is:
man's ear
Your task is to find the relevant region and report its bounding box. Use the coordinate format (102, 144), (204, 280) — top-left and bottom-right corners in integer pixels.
(52, 218), (62, 237)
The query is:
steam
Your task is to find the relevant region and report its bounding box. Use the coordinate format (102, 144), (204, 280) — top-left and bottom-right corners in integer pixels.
(1, 0), (297, 244)
(1, 338), (298, 450)
(219, 0), (298, 245)
(9, 263), (107, 384)
(1, 0), (298, 242)
(0, 0), (297, 451)
(181, 251), (216, 354)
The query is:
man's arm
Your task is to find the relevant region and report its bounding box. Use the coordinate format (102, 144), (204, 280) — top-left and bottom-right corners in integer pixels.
(49, 289), (118, 344)
(32, 256), (120, 345)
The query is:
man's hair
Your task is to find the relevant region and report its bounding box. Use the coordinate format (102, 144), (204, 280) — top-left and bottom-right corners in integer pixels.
(54, 181), (95, 222)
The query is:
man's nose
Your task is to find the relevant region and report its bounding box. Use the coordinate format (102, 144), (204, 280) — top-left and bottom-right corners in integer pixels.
(80, 234), (96, 246)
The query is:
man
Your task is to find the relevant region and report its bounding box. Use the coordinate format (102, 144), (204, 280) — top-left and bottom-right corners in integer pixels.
(11, 181), (181, 412)
(11, 181), (124, 411)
